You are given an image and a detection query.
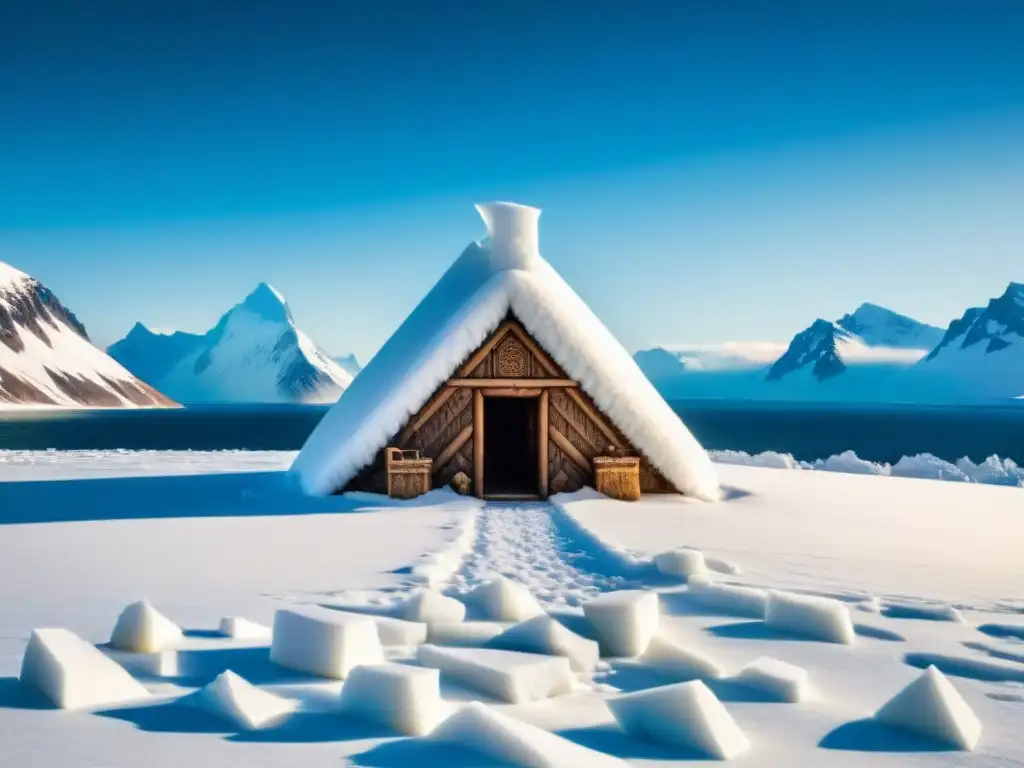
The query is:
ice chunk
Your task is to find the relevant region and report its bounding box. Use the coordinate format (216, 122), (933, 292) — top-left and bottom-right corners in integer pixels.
(19, 628), (150, 709)
(881, 602), (965, 623)
(874, 666), (982, 750)
(765, 591), (855, 645)
(340, 663), (448, 736)
(487, 616), (600, 672)
(193, 670), (295, 730)
(109, 600), (183, 653)
(427, 621), (508, 647)
(430, 701), (628, 767)
(416, 644), (573, 703)
(687, 575), (768, 618)
(463, 577), (546, 622)
(608, 680), (749, 759)
(639, 635), (724, 681)
(653, 548), (707, 579)
(326, 609), (428, 646)
(736, 657), (808, 703)
(219, 617), (271, 640)
(399, 589), (467, 624)
(270, 605), (384, 679)
(583, 590), (659, 657)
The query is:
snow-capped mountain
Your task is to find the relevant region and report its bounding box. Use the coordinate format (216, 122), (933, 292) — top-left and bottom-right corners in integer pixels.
(332, 353), (362, 377)
(109, 283), (353, 404)
(0, 262), (175, 407)
(835, 302), (945, 350)
(766, 320), (857, 382)
(911, 282), (1024, 400)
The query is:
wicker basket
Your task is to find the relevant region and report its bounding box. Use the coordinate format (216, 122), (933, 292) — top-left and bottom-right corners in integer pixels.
(385, 448), (433, 499)
(593, 456), (641, 502)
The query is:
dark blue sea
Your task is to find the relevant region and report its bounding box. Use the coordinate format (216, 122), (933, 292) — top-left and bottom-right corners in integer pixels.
(0, 401), (1022, 465)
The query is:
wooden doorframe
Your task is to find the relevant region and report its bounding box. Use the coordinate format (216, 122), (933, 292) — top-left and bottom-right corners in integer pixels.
(473, 389), (550, 500)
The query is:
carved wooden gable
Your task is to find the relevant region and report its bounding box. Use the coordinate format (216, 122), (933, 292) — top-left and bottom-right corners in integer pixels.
(344, 315), (678, 496)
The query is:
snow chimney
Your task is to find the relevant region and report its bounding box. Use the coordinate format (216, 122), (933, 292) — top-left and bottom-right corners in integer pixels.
(475, 201), (541, 271)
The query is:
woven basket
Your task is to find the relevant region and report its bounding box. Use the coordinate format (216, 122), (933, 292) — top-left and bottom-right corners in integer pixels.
(593, 456), (641, 502)
(385, 448), (432, 499)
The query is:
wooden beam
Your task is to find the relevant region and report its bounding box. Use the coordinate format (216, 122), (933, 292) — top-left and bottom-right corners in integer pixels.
(431, 424), (473, 473)
(449, 378), (577, 388)
(549, 396), (604, 454)
(505, 323), (560, 376)
(457, 322), (513, 376)
(480, 387), (542, 398)
(549, 425), (591, 474)
(538, 390), (549, 498)
(563, 387), (623, 452)
(473, 389), (484, 498)
(397, 386), (457, 446)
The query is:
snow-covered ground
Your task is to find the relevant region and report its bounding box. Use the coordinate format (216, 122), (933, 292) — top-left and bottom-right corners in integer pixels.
(0, 451), (1021, 767)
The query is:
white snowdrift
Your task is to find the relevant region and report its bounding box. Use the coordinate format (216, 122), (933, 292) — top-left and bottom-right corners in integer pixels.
(339, 663), (448, 736)
(218, 617), (271, 640)
(109, 600), (184, 653)
(270, 605), (384, 679)
(874, 665), (982, 750)
(192, 670), (295, 730)
(462, 577), (546, 622)
(430, 701), (628, 768)
(686, 575), (769, 618)
(583, 590), (659, 658)
(409, 507), (479, 588)
(416, 644), (574, 704)
(735, 657), (809, 703)
(291, 202), (720, 501)
(639, 635), (725, 681)
(765, 591), (855, 644)
(20, 628), (150, 709)
(487, 616), (600, 672)
(608, 680), (749, 759)
(709, 449), (1024, 487)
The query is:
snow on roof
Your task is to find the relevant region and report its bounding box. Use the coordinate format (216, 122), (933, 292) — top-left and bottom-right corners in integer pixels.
(291, 202), (720, 501)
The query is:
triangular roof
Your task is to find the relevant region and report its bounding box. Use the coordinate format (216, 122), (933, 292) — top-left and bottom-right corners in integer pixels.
(291, 202), (720, 501)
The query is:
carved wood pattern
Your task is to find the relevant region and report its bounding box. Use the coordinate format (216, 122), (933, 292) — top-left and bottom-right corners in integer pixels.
(548, 442), (588, 493)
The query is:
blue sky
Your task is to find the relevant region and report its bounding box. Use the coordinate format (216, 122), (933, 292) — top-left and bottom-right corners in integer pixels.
(1, 1), (1023, 361)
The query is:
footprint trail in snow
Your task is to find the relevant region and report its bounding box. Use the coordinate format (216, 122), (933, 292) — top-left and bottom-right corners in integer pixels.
(447, 503), (635, 607)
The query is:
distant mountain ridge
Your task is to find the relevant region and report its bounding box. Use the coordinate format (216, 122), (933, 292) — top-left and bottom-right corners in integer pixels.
(109, 283), (354, 404)
(0, 261), (175, 407)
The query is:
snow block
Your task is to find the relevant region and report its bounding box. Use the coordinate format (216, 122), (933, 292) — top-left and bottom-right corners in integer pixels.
(109, 600), (183, 653)
(653, 548), (708, 579)
(219, 617), (271, 641)
(608, 680), (749, 759)
(583, 590), (659, 657)
(765, 591), (855, 645)
(639, 635), (724, 681)
(417, 644), (574, 704)
(193, 670), (295, 730)
(399, 589), (467, 624)
(874, 666), (982, 750)
(20, 628), (150, 710)
(430, 701), (628, 768)
(270, 605), (384, 679)
(487, 616), (600, 672)
(340, 663), (447, 736)
(736, 656), (808, 703)
(326, 609), (428, 647)
(686, 575), (768, 618)
(427, 621), (508, 648)
(463, 577), (546, 622)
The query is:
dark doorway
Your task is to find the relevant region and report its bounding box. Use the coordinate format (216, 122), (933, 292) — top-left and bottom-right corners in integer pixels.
(483, 396), (539, 497)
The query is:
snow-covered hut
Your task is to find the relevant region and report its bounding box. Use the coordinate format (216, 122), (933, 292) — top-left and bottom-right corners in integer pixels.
(291, 202), (719, 502)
